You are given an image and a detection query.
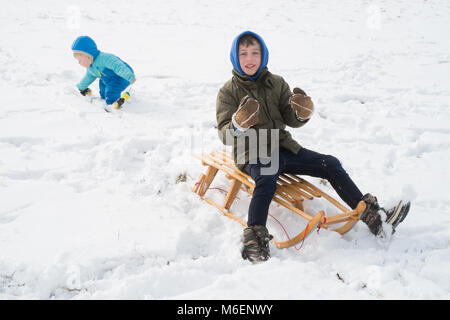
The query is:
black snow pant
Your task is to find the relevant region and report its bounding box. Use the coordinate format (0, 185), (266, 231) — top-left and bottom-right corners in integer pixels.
(243, 147), (364, 227)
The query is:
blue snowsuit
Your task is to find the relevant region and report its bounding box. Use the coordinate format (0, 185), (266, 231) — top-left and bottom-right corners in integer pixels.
(72, 36), (135, 105)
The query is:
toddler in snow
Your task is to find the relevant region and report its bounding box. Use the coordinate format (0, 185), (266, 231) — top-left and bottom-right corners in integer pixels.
(71, 36), (135, 109)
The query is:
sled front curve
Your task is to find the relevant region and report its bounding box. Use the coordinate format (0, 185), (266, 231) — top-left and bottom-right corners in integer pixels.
(193, 151), (367, 249)
(273, 210), (325, 249)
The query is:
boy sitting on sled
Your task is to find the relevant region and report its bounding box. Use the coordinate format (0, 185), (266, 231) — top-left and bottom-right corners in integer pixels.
(71, 35), (136, 110)
(216, 30), (409, 263)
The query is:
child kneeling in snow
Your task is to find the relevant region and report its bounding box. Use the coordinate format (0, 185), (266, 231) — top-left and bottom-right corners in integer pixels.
(71, 36), (135, 110)
(216, 31), (407, 263)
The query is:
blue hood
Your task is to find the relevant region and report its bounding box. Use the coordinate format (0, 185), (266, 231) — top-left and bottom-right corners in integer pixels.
(71, 36), (100, 60)
(230, 30), (269, 81)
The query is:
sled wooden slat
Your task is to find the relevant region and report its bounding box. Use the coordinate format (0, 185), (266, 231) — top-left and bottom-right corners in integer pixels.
(193, 151), (366, 249)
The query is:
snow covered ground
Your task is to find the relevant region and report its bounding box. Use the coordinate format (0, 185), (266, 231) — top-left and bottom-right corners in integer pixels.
(0, 0), (449, 299)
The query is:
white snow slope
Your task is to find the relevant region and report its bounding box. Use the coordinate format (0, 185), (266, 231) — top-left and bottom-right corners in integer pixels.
(0, 0), (449, 300)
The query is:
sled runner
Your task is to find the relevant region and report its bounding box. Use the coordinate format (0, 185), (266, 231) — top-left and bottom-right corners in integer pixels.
(193, 150), (367, 249)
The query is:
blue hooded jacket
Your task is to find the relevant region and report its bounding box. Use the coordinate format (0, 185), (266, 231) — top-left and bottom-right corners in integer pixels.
(230, 31), (269, 81)
(72, 36), (135, 104)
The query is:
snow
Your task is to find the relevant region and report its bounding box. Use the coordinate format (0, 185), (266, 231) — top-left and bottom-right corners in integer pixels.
(1, 0), (449, 300)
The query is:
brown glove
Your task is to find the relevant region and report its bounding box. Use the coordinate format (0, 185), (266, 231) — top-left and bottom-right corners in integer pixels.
(232, 95), (260, 131)
(289, 87), (314, 120)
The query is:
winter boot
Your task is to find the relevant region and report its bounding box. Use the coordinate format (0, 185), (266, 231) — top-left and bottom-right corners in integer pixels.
(241, 225), (273, 263)
(359, 193), (384, 237)
(382, 200), (411, 234)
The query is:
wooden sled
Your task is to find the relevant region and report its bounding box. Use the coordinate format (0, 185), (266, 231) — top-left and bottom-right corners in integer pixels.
(193, 150), (367, 249)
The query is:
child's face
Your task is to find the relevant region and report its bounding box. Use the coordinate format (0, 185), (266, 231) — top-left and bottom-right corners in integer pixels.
(74, 53), (92, 68)
(238, 42), (261, 76)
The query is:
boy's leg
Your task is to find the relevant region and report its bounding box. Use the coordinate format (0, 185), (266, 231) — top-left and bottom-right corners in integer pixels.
(105, 85), (123, 105)
(105, 78), (130, 105)
(282, 147), (363, 210)
(284, 148), (385, 236)
(246, 166), (279, 226)
(244, 151), (285, 226)
(242, 153), (285, 263)
(99, 80), (106, 100)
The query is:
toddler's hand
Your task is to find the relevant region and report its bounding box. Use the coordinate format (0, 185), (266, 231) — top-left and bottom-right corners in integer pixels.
(79, 88), (92, 96)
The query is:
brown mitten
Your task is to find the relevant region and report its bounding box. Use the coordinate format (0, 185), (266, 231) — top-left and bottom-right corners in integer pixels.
(232, 95), (260, 131)
(289, 87), (314, 120)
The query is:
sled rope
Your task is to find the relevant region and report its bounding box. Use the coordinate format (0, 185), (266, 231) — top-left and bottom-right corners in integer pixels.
(267, 213), (309, 251)
(316, 217), (327, 234)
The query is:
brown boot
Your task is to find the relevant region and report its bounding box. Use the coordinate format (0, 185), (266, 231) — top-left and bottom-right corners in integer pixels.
(241, 225), (273, 263)
(360, 193), (384, 236)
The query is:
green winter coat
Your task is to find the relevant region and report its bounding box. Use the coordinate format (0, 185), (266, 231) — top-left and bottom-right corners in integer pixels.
(216, 68), (308, 171)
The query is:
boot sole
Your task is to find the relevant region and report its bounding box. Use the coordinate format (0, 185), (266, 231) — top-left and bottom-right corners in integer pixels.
(385, 200), (403, 225)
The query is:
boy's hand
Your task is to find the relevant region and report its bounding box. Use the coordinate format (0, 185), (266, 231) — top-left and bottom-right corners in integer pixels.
(232, 95), (260, 130)
(79, 88), (92, 96)
(290, 87), (314, 120)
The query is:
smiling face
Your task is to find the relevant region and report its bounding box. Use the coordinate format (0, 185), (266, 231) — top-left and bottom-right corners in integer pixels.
(73, 52), (93, 68)
(238, 42), (262, 76)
